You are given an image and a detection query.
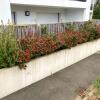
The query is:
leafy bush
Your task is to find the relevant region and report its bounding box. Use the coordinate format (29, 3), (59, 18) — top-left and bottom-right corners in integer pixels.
(65, 23), (76, 31)
(41, 26), (48, 35)
(0, 21), (100, 69)
(0, 26), (19, 69)
(79, 21), (95, 32)
(17, 22), (100, 68)
(79, 21), (98, 41)
(17, 49), (31, 64)
(93, 77), (100, 93)
(56, 33), (67, 49)
(93, 0), (100, 19)
(18, 34), (57, 59)
(96, 25), (100, 38)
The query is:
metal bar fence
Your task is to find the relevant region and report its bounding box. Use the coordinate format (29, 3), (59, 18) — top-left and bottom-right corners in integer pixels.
(13, 22), (84, 39)
(0, 20), (99, 39)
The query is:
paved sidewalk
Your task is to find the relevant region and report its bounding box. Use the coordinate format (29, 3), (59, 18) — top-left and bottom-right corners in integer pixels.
(1, 53), (100, 100)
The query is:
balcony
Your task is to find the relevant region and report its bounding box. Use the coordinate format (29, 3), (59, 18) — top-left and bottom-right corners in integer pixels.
(10, 0), (87, 8)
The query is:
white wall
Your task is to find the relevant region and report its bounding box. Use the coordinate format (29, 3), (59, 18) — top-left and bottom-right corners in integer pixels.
(62, 8), (85, 22)
(11, 5), (64, 24)
(11, 5), (86, 24)
(36, 13), (58, 24)
(91, 0), (97, 4)
(83, 0), (91, 21)
(0, 0), (91, 24)
(0, 0), (11, 24)
(11, 6), (36, 24)
(10, 0), (88, 8)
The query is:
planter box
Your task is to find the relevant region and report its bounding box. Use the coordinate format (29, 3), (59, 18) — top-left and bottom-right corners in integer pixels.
(0, 39), (100, 99)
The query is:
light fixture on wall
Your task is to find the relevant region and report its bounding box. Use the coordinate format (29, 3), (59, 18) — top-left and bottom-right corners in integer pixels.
(25, 11), (30, 16)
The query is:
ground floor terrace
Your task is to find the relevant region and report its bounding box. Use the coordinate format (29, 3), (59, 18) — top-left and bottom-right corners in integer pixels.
(11, 4), (86, 25)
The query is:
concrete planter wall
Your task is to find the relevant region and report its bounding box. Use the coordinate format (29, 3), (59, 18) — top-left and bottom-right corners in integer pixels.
(0, 39), (100, 99)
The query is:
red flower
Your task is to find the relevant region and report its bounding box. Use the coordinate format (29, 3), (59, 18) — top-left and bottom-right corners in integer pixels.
(17, 49), (30, 63)
(27, 28), (33, 37)
(96, 25), (100, 36)
(56, 33), (66, 46)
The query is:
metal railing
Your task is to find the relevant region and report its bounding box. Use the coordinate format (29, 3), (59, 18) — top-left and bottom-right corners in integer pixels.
(14, 22), (84, 39)
(0, 20), (99, 39)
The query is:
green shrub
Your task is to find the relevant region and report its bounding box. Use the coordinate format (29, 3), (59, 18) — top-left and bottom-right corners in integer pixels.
(0, 26), (19, 69)
(41, 26), (48, 35)
(93, 0), (100, 19)
(79, 21), (95, 33)
(65, 23), (76, 31)
(93, 77), (100, 93)
(79, 21), (97, 41)
(0, 21), (99, 69)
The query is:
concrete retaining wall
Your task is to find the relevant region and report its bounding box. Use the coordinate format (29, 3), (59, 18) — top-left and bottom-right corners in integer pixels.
(0, 39), (100, 99)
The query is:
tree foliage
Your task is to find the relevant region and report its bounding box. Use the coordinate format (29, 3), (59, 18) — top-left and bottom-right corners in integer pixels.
(93, 0), (100, 19)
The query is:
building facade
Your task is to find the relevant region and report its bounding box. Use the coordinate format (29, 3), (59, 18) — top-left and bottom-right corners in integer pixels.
(0, 0), (92, 25)
(90, 0), (97, 19)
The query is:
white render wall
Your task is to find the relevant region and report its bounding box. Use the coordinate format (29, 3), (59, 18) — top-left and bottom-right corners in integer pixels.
(0, 0), (11, 24)
(10, 0), (92, 22)
(63, 8), (85, 22)
(83, 0), (91, 21)
(0, 0), (91, 25)
(10, 0), (88, 8)
(11, 5), (64, 24)
(11, 5), (86, 24)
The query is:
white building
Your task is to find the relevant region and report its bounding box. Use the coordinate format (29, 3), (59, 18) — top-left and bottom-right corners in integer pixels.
(0, 0), (92, 25)
(90, 0), (97, 19)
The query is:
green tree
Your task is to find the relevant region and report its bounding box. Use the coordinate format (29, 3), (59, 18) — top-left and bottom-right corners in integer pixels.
(93, 0), (100, 19)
